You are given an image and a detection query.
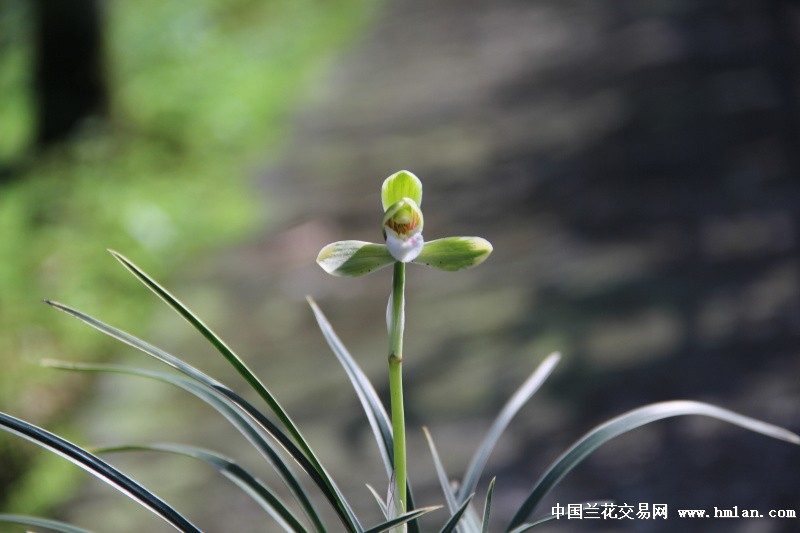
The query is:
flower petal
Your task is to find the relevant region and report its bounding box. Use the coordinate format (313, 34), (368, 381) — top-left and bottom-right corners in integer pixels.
(382, 198), (424, 238)
(317, 241), (395, 276)
(386, 232), (424, 263)
(381, 170), (423, 211)
(413, 237), (493, 271)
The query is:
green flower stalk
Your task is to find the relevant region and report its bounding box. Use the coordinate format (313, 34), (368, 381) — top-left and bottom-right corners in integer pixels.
(317, 170), (493, 515)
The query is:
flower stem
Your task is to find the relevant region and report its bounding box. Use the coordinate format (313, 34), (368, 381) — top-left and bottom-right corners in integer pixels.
(388, 261), (407, 514)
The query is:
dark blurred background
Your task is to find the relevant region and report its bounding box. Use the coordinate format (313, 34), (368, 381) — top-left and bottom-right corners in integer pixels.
(1, 0), (799, 532)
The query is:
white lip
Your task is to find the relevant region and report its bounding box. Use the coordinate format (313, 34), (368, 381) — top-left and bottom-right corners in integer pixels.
(385, 231), (424, 263)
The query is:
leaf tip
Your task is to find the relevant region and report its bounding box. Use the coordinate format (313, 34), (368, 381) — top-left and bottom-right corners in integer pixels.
(107, 248), (127, 264)
(785, 431), (800, 445)
(43, 299), (64, 311)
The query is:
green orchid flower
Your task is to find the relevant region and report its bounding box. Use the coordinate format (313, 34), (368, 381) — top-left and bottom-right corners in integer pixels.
(317, 170), (493, 276)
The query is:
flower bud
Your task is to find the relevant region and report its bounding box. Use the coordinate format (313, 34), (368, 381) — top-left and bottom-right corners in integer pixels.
(382, 198), (424, 262)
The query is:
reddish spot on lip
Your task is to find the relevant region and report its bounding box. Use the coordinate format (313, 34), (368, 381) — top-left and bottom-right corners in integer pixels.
(385, 213), (420, 236)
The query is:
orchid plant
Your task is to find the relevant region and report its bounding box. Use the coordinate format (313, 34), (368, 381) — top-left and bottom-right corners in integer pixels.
(0, 171), (798, 533)
(317, 170), (492, 518)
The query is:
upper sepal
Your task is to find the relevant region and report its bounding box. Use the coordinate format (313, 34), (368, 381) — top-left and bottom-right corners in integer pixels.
(412, 236), (493, 271)
(316, 240), (395, 277)
(381, 170), (423, 211)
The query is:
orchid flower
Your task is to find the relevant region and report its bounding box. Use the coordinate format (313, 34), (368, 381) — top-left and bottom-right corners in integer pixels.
(317, 170), (493, 276)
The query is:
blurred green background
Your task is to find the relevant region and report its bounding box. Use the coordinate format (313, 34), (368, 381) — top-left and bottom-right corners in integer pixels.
(0, 0), (374, 520)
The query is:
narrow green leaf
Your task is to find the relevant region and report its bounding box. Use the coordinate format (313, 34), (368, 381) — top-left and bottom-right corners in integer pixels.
(0, 514), (94, 533)
(481, 478), (496, 533)
(439, 494), (475, 533)
(463, 505), (483, 533)
(308, 299), (393, 475)
(43, 360), (323, 533)
(422, 427), (459, 513)
(107, 251), (292, 436)
(363, 506), (440, 533)
(506, 400), (800, 530)
(458, 353), (560, 503)
(381, 170), (423, 211)
(413, 237), (492, 271)
(424, 427), (482, 533)
(0, 413), (200, 533)
(95, 444), (306, 533)
(317, 241), (395, 277)
(43, 301), (355, 532)
(307, 299), (421, 533)
(365, 484), (389, 519)
(107, 251), (362, 532)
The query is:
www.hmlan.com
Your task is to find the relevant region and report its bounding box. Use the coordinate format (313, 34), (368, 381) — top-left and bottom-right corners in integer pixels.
(551, 502), (797, 520)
